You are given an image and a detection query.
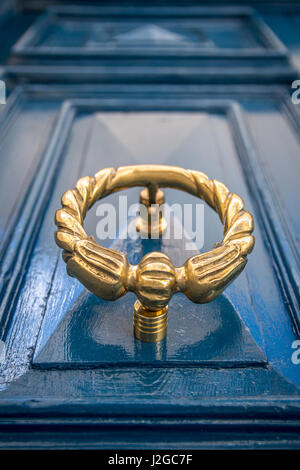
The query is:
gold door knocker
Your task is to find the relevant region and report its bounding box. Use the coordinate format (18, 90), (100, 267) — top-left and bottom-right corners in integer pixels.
(55, 165), (254, 342)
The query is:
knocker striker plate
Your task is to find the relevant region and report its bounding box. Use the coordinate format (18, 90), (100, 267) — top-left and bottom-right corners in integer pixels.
(55, 165), (255, 343)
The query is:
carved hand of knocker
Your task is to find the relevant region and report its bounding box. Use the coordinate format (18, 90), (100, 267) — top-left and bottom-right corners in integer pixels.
(55, 165), (254, 342)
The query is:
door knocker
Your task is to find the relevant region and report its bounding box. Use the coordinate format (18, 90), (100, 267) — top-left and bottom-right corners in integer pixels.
(55, 165), (254, 342)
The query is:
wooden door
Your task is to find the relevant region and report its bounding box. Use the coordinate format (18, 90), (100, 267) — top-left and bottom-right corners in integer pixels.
(0, 2), (299, 449)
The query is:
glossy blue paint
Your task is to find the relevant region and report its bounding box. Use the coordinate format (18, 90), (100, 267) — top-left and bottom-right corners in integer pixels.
(0, 2), (300, 449)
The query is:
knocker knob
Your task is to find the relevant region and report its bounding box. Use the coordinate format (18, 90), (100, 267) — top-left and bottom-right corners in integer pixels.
(135, 252), (176, 310)
(55, 165), (255, 343)
(133, 252), (176, 342)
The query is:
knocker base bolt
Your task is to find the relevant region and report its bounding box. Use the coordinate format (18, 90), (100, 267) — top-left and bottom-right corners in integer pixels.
(133, 300), (168, 342)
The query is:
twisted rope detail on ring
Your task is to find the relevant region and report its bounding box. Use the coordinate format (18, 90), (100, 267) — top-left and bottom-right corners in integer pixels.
(55, 166), (254, 310)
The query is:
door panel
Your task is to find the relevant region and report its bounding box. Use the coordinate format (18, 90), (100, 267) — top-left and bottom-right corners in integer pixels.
(12, 6), (284, 54)
(0, 84), (299, 387)
(6, 6), (296, 84)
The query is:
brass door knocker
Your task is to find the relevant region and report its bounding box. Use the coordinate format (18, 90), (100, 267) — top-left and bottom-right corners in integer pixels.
(55, 165), (254, 342)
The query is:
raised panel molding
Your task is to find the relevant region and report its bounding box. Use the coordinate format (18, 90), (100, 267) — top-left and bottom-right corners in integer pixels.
(12, 6), (285, 55)
(5, 6), (296, 84)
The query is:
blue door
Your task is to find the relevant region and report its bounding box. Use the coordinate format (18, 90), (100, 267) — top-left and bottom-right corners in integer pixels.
(0, 2), (300, 449)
